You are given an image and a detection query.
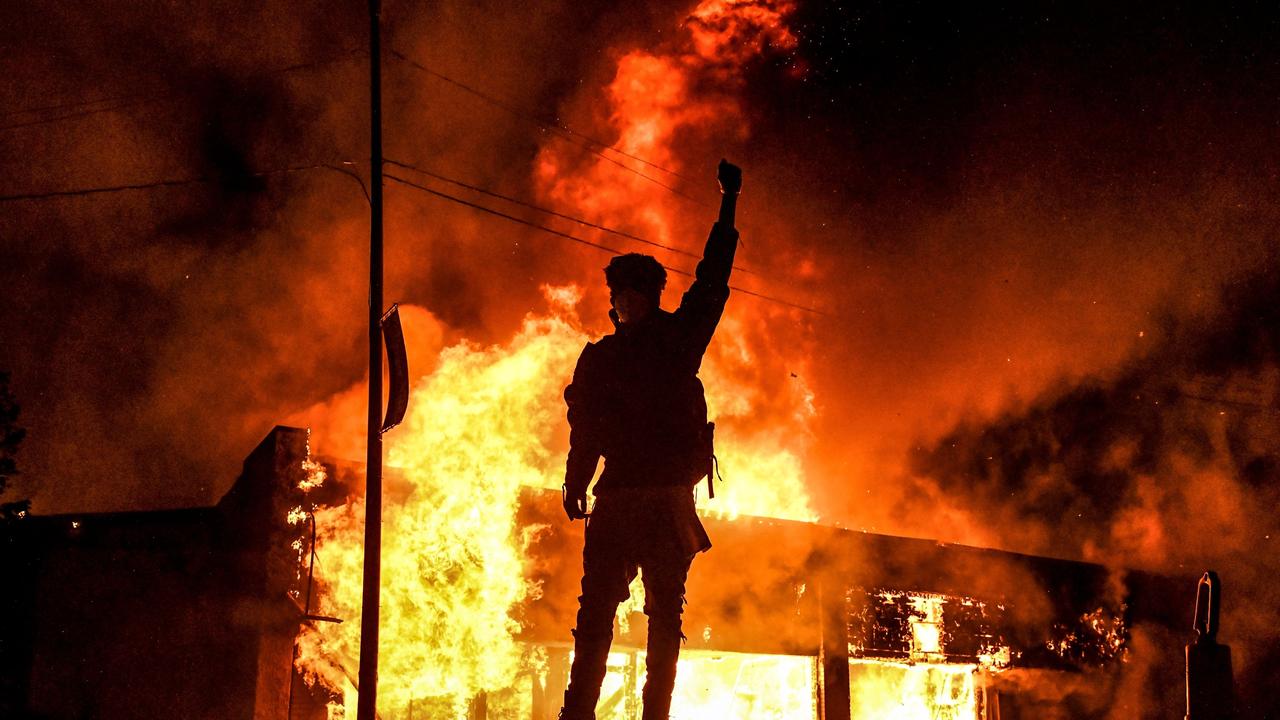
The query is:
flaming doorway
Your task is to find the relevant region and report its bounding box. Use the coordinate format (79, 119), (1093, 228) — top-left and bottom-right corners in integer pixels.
(533, 651), (984, 720)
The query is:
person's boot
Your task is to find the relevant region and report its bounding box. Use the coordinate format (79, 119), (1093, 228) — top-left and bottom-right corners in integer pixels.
(561, 627), (611, 719)
(641, 628), (682, 720)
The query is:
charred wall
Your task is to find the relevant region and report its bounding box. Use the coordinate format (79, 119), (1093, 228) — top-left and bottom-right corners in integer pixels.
(0, 426), (310, 720)
(0, 427), (1207, 719)
(516, 485), (1199, 718)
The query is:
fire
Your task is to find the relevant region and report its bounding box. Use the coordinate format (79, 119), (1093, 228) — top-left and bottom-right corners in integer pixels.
(555, 649), (817, 719)
(687, 0), (798, 64)
(550, 653), (982, 720)
(296, 295), (582, 715)
(533, 0), (815, 522)
(673, 651), (815, 718)
(849, 661), (979, 720)
(296, 0), (820, 714)
(536, 0), (796, 244)
(297, 285), (816, 714)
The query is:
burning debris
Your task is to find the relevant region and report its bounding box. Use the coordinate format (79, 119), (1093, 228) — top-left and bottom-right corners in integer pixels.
(1045, 606), (1127, 668)
(850, 590), (1013, 670)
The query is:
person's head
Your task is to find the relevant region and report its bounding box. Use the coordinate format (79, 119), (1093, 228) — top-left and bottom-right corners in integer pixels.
(604, 253), (665, 324)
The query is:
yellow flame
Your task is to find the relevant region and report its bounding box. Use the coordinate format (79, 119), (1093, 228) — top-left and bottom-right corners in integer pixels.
(561, 649), (817, 719)
(673, 651), (816, 718)
(297, 298), (582, 713)
(849, 661), (978, 720)
(299, 0), (817, 711)
(301, 456), (328, 492)
(297, 284), (815, 713)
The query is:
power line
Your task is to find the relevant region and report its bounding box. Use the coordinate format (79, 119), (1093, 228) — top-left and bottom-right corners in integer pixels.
(387, 49), (709, 207)
(1, 95), (131, 119)
(0, 162), (369, 204)
(0, 98), (155, 132)
(0, 176), (209, 202)
(386, 48), (688, 181)
(384, 156), (759, 276)
(384, 172), (825, 315)
(0, 161), (822, 313)
(386, 171), (631, 258)
(2, 48), (365, 133)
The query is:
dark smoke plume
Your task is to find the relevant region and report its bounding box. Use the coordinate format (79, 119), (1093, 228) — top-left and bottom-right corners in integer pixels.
(911, 254), (1280, 717)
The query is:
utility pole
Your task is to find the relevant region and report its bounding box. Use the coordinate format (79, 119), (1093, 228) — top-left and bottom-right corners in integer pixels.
(356, 0), (385, 717)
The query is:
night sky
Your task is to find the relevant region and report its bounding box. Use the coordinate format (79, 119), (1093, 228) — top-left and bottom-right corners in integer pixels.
(4, 0), (1280, 714)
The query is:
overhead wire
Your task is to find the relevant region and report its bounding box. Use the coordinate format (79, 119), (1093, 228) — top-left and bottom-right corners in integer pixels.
(385, 48), (688, 181)
(1, 151), (815, 311)
(1, 48), (365, 133)
(386, 171), (632, 257)
(0, 161), (370, 204)
(387, 49), (709, 207)
(3, 95), (146, 131)
(0, 164), (819, 312)
(0, 94), (133, 118)
(383, 156), (759, 276)
(1, 98), (157, 132)
(384, 172), (825, 316)
(3, 47), (820, 314)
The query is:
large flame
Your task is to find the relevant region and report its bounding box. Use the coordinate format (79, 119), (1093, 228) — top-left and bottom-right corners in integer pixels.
(560, 650), (818, 719)
(848, 661), (979, 719)
(296, 0), (820, 714)
(533, 0), (813, 522)
(536, 0), (796, 244)
(297, 285), (815, 714)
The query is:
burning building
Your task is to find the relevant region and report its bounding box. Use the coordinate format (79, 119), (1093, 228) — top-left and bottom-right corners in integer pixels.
(3, 0), (1276, 718)
(1, 425), (1196, 719)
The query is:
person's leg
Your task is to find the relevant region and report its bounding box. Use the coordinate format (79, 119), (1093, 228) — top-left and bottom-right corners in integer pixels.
(562, 516), (635, 719)
(638, 551), (694, 720)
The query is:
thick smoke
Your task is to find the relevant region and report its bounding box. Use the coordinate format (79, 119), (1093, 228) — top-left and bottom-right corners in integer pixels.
(910, 256), (1280, 716)
(0, 0), (687, 512)
(3, 1), (1279, 713)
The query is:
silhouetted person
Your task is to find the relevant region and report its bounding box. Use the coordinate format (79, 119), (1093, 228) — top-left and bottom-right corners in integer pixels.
(559, 160), (742, 720)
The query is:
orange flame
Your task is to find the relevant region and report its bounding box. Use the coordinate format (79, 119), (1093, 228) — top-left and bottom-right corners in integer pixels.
(297, 0), (817, 713)
(296, 287), (815, 712)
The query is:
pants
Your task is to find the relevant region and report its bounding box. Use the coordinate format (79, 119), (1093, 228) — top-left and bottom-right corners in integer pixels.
(561, 488), (702, 720)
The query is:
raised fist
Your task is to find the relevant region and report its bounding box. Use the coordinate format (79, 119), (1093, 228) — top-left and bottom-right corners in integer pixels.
(717, 159), (742, 195)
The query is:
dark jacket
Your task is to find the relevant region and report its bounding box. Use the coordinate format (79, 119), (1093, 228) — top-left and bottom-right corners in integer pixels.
(564, 222), (739, 497)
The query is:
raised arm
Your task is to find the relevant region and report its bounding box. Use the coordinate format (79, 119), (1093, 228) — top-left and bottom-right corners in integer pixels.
(717, 158), (741, 228)
(675, 160), (742, 360)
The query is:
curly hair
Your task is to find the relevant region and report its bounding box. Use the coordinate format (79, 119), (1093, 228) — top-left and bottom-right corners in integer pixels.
(603, 253), (666, 305)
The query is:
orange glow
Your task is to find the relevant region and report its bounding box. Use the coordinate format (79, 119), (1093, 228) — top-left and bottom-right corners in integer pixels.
(673, 651), (816, 718)
(849, 661), (979, 720)
(296, 0), (824, 713)
(296, 286), (816, 713)
(686, 0), (798, 64)
(559, 649), (817, 719)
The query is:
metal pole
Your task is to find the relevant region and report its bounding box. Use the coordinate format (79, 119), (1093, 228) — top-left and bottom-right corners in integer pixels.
(356, 0), (384, 717)
(1186, 571), (1234, 720)
(816, 579), (851, 720)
